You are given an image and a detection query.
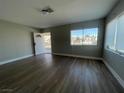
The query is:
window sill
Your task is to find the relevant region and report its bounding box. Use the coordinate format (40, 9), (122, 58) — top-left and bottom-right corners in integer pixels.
(105, 48), (124, 58)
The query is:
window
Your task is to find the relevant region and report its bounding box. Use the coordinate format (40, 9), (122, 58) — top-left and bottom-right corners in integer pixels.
(105, 19), (117, 50)
(83, 28), (98, 45)
(71, 30), (83, 45)
(105, 12), (124, 55)
(116, 14), (124, 53)
(71, 28), (98, 45)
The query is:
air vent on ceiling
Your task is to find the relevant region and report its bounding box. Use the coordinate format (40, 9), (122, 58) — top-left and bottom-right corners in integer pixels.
(41, 6), (54, 15)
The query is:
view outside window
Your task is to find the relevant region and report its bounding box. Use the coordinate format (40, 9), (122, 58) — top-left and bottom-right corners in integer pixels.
(42, 33), (51, 49)
(83, 28), (98, 45)
(105, 13), (124, 54)
(71, 30), (83, 45)
(71, 28), (98, 45)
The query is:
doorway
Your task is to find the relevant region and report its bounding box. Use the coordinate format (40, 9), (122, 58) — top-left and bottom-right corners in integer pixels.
(33, 32), (51, 55)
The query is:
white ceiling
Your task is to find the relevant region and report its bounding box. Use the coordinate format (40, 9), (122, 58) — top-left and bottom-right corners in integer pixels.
(0, 0), (118, 28)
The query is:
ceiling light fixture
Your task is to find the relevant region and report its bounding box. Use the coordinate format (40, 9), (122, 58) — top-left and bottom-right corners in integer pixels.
(41, 6), (54, 15)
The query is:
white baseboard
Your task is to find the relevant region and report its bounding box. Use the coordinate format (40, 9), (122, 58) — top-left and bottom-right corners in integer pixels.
(103, 59), (124, 88)
(53, 53), (102, 60)
(0, 54), (34, 65)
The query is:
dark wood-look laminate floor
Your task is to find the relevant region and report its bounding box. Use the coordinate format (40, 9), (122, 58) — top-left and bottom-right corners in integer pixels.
(0, 54), (123, 93)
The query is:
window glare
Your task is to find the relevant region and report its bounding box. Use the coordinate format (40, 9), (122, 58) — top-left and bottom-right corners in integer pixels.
(105, 12), (124, 55)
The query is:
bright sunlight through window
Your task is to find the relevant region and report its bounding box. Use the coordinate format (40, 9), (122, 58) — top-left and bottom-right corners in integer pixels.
(71, 28), (98, 46)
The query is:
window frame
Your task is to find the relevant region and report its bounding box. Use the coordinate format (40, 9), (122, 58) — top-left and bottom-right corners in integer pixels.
(70, 27), (99, 46)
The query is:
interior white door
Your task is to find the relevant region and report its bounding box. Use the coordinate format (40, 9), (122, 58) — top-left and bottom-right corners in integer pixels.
(33, 32), (46, 55)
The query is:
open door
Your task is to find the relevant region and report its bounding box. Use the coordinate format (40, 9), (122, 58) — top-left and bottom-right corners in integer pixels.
(33, 32), (51, 55)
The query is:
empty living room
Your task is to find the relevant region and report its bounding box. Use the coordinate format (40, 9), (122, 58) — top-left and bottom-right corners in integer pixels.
(0, 0), (124, 93)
